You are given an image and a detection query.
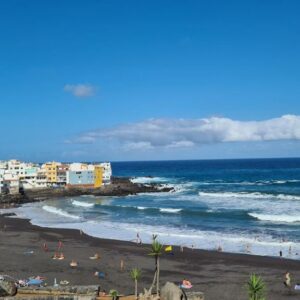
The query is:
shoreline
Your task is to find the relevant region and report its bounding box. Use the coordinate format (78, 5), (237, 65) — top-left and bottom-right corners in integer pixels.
(1, 214), (300, 299)
(0, 176), (173, 208)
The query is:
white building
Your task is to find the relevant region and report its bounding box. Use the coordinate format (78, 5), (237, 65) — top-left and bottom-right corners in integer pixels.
(35, 170), (48, 188)
(99, 162), (112, 184)
(7, 159), (26, 176)
(0, 161), (7, 170)
(3, 172), (20, 194)
(0, 169), (5, 194)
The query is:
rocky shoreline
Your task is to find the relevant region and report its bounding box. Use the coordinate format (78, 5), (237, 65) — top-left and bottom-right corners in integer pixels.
(0, 176), (173, 208)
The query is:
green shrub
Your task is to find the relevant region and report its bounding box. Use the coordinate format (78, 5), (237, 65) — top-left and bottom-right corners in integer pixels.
(247, 274), (266, 300)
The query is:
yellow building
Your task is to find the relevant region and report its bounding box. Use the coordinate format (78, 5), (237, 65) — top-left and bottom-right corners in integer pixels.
(94, 166), (103, 188)
(43, 162), (60, 183)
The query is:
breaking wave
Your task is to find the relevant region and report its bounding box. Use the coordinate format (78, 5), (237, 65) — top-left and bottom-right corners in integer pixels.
(159, 208), (182, 213)
(199, 191), (300, 201)
(42, 205), (81, 220)
(249, 213), (300, 223)
(72, 200), (94, 208)
(198, 179), (300, 186)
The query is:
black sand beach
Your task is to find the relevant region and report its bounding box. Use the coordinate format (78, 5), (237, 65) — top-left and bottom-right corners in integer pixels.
(0, 215), (300, 299)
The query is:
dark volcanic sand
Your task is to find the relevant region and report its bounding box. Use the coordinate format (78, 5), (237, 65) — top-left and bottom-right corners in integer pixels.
(0, 215), (300, 299)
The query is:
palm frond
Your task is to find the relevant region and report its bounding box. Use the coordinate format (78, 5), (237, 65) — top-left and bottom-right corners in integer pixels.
(130, 268), (142, 280)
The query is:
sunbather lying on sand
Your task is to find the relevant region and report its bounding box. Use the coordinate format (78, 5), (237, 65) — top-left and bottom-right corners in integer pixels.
(70, 260), (78, 268)
(94, 271), (105, 279)
(89, 253), (100, 260)
(52, 252), (64, 260)
(181, 279), (193, 289)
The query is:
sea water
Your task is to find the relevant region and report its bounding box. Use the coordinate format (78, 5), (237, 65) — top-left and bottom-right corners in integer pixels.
(9, 158), (300, 259)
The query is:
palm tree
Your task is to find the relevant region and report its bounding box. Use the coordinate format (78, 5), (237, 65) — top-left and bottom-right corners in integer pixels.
(109, 289), (119, 300)
(149, 239), (163, 296)
(247, 274), (266, 300)
(130, 268), (141, 299)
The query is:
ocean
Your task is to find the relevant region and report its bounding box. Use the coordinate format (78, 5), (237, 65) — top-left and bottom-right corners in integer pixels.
(8, 158), (300, 259)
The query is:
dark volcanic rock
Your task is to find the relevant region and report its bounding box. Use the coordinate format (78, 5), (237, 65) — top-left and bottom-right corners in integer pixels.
(0, 177), (174, 207)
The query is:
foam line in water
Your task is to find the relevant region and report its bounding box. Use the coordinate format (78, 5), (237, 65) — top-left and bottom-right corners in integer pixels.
(72, 200), (94, 208)
(130, 177), (169, 184)
(198, 179), (300, 186)
(159, 208), (182, 213)
(42, 205), (81, 220)
(199, 191), (300, 201)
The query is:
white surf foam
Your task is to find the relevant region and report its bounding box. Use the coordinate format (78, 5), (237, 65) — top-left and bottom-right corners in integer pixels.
(137, 206), (147, 210)
(198, 179), (300, 186)
(249, 213), (300, 223)
(42, 205), (81, 220)
(159, 208), (182, 213)
(130, 177), (169, 184)
(9, 202), (300, 259)
(199, 191), (300, 201)
(72, 200), (94, 208)
(159, 183), (188, 193)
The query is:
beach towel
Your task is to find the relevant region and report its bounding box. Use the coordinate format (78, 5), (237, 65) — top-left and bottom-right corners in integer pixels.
(95, 272), (105, 279)
(27, 279), (43, 286)
(295, 284), (300, 290)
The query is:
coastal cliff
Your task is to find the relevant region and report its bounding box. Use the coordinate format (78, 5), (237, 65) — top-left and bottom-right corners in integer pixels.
(0, 177), (173, 207)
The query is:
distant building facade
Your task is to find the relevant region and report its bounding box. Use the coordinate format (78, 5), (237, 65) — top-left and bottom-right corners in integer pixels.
(0, 159), (111, 194)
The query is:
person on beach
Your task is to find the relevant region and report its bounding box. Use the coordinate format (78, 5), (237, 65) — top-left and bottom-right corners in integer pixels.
(181, 279), (193, 289)
(42, 242), (48, 252)
(70, 260), (78, 268)
(284, 271), (291, 291)
(136, 233), (142, 245)
(245, 243), (251, 253)
(89, 253), (100, 260)
(58, 240), (63, 250)
(180, 245), (184, 253)
(120, 259), (124, 271)
(280, 250), (283, 258)
(58, 253), (65, 260)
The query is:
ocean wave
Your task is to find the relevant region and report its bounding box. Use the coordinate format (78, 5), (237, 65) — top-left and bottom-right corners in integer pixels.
(198, 179), (300, 186)
(113, 205), (183, 214)
(159, 208), (182, 213)
(42, 205), (81, 220)
(159, 183), (188, 193)
(24, 216), (300, 258)
(72, 200), (94, 208)
(137, 206), (147, 210)
(10, 202), (300, 259)
(199, 191), (300, 201)
(249, 213), (300, 223)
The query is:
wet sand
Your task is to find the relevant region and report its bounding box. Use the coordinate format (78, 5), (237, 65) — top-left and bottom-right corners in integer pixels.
(0, 215), (300, 299)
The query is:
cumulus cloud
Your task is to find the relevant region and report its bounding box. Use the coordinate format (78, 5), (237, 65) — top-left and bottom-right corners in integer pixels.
(64, 84), (95, 98)
(68, 115), (300, 149)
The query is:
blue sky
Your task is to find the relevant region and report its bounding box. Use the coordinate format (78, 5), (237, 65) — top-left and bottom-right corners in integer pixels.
(1, 0), (300, 162)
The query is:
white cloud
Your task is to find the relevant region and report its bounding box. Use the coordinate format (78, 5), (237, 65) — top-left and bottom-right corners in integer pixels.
(68, 115), (300, 149)
(64, 84), (95, 98)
